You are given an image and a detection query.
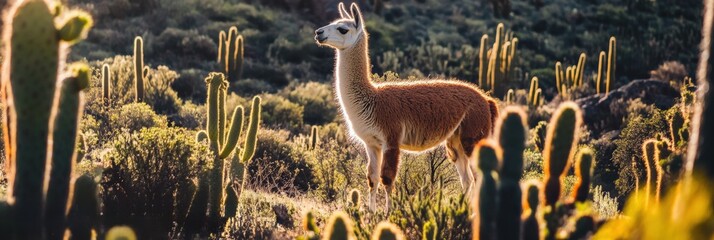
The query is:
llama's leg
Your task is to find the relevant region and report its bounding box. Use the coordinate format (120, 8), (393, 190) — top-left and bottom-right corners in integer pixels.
(381, 141), (400, 212)
(365, 144), (382, 211)
(447, 134), (474, 191)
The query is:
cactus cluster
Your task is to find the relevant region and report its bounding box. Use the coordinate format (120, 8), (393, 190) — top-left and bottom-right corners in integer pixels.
(218, 26), (245, 83)
(186, 72), (262, 232)
(555, 53), (586, 99)
(473, 103), (598, 240)
(636, 137), (672, 207)
(0, 0), (101, 238)
(478, 23), (518, 96)
(527, 77), (543, 108)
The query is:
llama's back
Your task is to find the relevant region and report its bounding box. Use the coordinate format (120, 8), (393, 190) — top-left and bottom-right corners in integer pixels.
(372, 79), (495, 151)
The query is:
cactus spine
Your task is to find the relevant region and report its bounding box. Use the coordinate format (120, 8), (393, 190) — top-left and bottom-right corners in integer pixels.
(191, 72), (261, 228)
(572, 148), (594, 203)
(133, 36), (145, 102)
(596, 51), (606, 94)
(0, 0), (92, 238)
(475, 140), (500, 240)
(371, 221), (406, 240)
(496, 107), (527, 240)
(606, 36), (617, 95)
(219, 26), (245, 83)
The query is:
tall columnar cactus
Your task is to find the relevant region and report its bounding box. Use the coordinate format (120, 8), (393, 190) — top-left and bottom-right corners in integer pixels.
(642, 139), (664, 206)
(572, 148), (594, 203)
(522, 183), (540, 240)
(191, 72), (261, 228)
(67, 174), (100, 239)
(475, 140), (501, 240)
(631, 157), (640, 200)
(102, 63), (111, 105)
(495, 107), (527, 240)
(0, 1), (92, 238)
(670, 109), (686, 147)
(133, 36), (145, 102)
(422, 221), (437, 240)
(349, 188), (361, 207)
(218, 26), (245, 83)
(606, 36), (617, 95)
(505, 89), (515, 104)
(543, 102), (581, 206)
(575, 53), (586, 87)
(323, 211), (356, 240)
(310, 126), (319, 150)
(528, 77), (538, 107)
(371, 221), (406, 240)
(223, 184), (239, 218)
(596, 51), (606, 94)
(555, 61), (563, 95)
(478, 34), (489, 87)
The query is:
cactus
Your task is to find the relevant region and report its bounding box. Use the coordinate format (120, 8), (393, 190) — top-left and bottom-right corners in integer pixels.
(533, 121), (548, 152)
(478, 35), (489, 87)
(184, 173), (209, 234)
(543, 102), (581, 206)
(323, 211), (356, 240)
(572, 148), (594, 203)
(105, 226), (138, 240)
(555, 61), (563, 95)
(478, 23), (517, 95)
(219, 27), (245, 83)
(67, 175), (100, 240)
(133, 36), (145, 102)
(522, 183), (540, 240)
(670, 109), (685, 147)
(575, 53), (586, 87)
(349, 188), (360, 207)
(190, 72), (261, 229)
(528, 77), (538, 107)
(102, 63), (111, 105)
(0, 1), (92, 238)
(606, 36), (617, 95)
(495, 107), (527, 240)
(642, 139), (665, 206)
(596, 51), (606, 94)
(371, 221), (405, 240)
(422, 221), (437, 240)
(505, 89), (515, 104)
(475, 140), (500, 240)
(223, 184), (239, 218)
(310, 126), (319, 150)
(631, 157), (640, 201)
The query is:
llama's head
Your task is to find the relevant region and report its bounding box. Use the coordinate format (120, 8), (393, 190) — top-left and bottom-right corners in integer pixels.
(315, 2), (365, 50)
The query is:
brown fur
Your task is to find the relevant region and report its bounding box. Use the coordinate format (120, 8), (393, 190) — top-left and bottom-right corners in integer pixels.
(319, 3), (498, 209)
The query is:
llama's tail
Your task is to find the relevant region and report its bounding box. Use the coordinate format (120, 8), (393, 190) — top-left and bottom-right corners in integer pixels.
(487, 99), (499, 133)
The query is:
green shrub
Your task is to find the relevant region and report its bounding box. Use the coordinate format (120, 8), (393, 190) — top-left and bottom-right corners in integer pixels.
(283, 82), (338, 125)
(247, 129), (316, 195)
(101, 127), (210, 238)
(258, 94), (304, 130)
(171, 101), (206, 130)
(144, 65), (183, 114)
(108, 102), (168, 133)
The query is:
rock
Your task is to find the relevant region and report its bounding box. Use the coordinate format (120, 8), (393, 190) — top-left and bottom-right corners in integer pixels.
(576, 79), (679, 136)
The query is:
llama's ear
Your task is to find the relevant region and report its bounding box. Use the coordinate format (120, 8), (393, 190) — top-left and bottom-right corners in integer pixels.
(350, 3), (364, 30)
(338, 2), (351, 19)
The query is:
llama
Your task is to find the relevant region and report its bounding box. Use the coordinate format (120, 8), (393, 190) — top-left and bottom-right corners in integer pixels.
(315, 2), (499, 211)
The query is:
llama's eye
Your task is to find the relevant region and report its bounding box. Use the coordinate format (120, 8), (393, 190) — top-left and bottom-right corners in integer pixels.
(338, 28), (349, 34)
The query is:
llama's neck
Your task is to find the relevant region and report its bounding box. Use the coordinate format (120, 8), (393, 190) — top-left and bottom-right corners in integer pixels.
(335, 32), (376, 121)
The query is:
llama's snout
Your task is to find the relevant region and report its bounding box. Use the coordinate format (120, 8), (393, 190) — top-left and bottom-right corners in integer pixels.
(315, 28), (327, 43)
